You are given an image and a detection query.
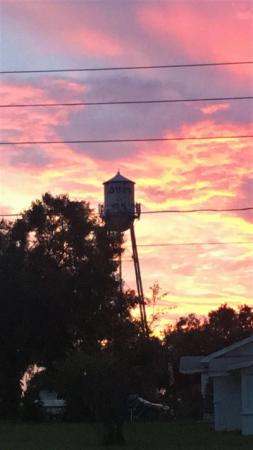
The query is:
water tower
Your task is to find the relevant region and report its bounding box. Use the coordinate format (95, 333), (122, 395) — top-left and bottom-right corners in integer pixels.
(99, 171), (148, 335)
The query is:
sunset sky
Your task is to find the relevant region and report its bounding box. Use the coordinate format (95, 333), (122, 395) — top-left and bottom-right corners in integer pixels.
(1, 0), (253, 333)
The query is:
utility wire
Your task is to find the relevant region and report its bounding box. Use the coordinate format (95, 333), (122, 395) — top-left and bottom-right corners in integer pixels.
(1, 207), (253, 218)
(1, 135), (252, 146)
(1, 61), (252, 75)
(141, 207), (253, 214)
(135, 242), (252, 247)
(122, 240), (253, 255)
(1, 95), (252, 109)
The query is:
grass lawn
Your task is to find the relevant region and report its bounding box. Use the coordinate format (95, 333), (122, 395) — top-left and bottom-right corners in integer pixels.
(1, 420), (253, 450)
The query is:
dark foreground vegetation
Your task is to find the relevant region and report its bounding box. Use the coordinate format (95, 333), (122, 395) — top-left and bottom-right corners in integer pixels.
(1, 420), (253, 450)
(1, 193), (252, 445)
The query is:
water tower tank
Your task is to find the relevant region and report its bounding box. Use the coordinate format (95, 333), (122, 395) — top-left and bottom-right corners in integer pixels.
(103, 171), (137, 232)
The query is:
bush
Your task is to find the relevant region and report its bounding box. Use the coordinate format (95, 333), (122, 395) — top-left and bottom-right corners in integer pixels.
(19, 391), (43, 422)
(175, 384), (203, 419)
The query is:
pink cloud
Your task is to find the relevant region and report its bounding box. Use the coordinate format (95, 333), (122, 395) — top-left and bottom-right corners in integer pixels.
(4, 2), (123, 57)
(0, 78), (86, 142)
(201, 103), (230, 115)
(138, 3), (253, 82)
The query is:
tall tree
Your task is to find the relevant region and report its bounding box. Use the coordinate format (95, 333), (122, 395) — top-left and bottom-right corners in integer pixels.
(0, 193), (137, 416)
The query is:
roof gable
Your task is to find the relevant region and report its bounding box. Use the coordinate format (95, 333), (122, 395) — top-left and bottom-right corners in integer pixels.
(202, 335), (253, 363)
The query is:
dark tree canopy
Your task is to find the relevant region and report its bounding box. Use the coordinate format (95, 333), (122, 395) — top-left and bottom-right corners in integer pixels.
(164, 303), (253, 364)
(0, 193), (139, 416)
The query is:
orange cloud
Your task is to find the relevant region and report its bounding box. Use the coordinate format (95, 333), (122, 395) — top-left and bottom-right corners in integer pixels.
(110, 118), (253, 328)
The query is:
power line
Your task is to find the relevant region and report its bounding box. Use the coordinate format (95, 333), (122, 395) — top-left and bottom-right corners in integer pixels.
(1, 95), (252, 109)
(0, 212), (251, 246)
(1, 61), (252, 75)
(141, 207), (253, 214)
(122, 240), (253, 255)
(1, 135), (252, 146)
(122, 242), (253, 259)
(135, 242), (253, 247)
(1, 206), (253, 218)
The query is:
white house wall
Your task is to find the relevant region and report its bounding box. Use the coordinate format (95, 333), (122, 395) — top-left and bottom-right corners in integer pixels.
(213, 374), (241, 431)
(241, 366), (253, 435)
(180, 336), (253, 435)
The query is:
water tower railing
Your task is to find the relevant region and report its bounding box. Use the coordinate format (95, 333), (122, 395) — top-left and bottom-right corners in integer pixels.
(98, 203), (141, 220)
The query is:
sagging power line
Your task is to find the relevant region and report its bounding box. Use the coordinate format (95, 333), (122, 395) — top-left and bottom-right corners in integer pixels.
(141, 207), (253, 214)
(1, 60), (252, 75)
(1, 206), (253, 218)
(1, 96), (252, 109)
(0, 135), (252, 146)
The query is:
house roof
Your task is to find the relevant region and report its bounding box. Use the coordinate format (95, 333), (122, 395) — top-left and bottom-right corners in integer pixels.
(179, 356), (203, 374)
(201, 335), (253, 363)
(226, 360), (253, 372)
(180, 335), (253, 375)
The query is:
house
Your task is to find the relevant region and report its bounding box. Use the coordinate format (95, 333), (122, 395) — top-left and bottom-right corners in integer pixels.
(180, 335), (253, 435)
(39, 390), (66, 419)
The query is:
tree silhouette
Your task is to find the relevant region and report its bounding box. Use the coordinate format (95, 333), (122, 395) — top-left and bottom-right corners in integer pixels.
(0, 193), (137, 416)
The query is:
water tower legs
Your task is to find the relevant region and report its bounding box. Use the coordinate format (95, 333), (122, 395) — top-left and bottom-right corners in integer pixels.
(130, 224), (149, 336)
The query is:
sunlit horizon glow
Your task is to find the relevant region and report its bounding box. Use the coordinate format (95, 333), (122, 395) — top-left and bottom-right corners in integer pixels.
(1, 0), (252, 332)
